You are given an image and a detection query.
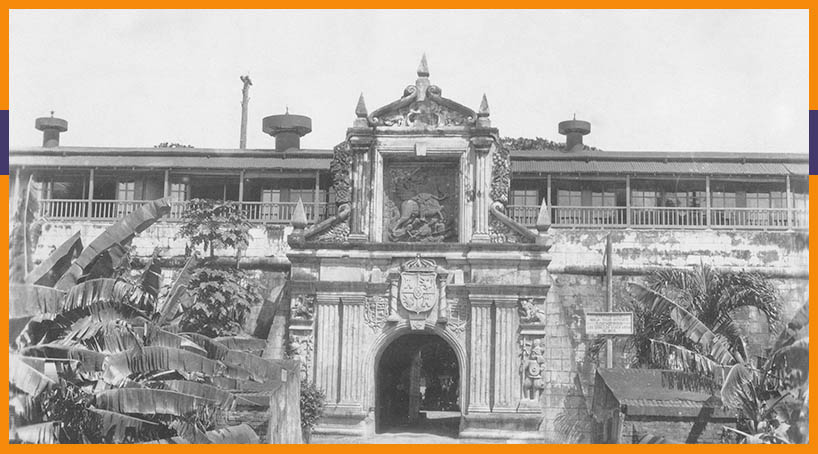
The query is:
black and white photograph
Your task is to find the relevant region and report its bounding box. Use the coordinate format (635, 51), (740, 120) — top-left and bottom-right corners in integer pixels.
(8, 9), (809, 444)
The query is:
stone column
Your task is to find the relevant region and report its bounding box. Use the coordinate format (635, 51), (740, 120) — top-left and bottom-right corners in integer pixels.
(493, 297), (520, 412)
(471, 138), (493, 242)
(338, 293), (366, 409)
(468, 297), (493, 412)
(314, 294), (341, 404)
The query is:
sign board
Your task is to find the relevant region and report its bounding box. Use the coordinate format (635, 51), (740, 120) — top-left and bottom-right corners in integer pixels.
(585, 312), (634, 335)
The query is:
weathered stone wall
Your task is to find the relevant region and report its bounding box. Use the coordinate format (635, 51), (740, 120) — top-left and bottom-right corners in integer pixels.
(541, 228), (808, 442)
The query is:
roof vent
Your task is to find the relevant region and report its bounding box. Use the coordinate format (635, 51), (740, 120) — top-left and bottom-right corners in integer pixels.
(262, 110), (312, 152)
(558, 116), (590, 152)
(35, 112), (68, 147)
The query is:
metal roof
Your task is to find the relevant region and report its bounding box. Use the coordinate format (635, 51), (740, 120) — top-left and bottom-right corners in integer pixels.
(593, 369), (733, 418)
(511, 160), (808, 176)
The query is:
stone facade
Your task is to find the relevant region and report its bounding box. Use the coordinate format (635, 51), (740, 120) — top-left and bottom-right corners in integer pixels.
(18, 59), (809, 444)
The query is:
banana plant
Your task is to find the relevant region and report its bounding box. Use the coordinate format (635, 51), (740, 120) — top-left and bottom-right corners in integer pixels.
(9, 199), (278, 444)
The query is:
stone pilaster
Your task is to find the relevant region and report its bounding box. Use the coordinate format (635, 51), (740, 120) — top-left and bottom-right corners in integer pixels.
(348, 136), (373, 242)
(314, 294), (341, 403)
(471, 137), (492, 242)
(493, 297), (520, 412)
(468, 297), (493, 412)
(338, 293), (366, 408)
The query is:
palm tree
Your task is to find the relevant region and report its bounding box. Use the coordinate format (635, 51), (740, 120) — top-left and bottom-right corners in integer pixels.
(599, 265), (781, 378)
(9, 199), (275, 444)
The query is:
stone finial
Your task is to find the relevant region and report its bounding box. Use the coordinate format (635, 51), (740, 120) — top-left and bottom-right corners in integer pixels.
(417, 53), (430, 78)
(476, 93), (491, 127)
(355, 93), (368, 118)
(535, 198), (551, 233)
(478, 94), (490, 117)
(291, 198), (308, 230)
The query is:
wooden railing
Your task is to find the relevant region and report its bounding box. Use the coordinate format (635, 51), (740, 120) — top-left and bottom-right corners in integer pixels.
(40, 199), (334, 224)
(507, 204), (807, 230)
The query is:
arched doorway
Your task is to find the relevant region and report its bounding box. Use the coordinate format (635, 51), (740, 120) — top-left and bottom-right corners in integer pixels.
(375, 332), (461, 436)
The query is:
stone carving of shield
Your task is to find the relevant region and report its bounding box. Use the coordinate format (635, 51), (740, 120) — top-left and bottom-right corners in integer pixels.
(399, 272), (438, 313)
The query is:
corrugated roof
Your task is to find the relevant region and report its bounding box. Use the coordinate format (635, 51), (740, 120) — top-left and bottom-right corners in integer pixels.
(597, 369), (714, 403)
(9, 155), (332, 171)
(511, 160), (807, 176)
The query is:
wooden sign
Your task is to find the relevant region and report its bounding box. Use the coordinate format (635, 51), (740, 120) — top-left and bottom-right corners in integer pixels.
(585, 312), (634, 335)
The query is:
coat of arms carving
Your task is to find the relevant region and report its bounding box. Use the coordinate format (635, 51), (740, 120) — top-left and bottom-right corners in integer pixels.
(399, 272), (438, 313)
(398, 256), (440, 314)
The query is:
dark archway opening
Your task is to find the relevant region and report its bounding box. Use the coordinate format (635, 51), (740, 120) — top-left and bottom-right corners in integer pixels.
(376, 333), (460, 435)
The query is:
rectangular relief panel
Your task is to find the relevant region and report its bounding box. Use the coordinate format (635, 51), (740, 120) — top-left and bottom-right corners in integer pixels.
(382, 162), (459, 243)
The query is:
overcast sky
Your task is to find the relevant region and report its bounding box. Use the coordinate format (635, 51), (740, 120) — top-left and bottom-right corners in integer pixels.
(9, 9), (808, 153)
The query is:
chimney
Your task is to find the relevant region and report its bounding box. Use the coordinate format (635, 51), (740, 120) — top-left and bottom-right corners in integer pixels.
(35, 112), (68, 147)
(239, 75), (252, 149)
(262, 110), (312, 152)
(558, 117), (591, 152)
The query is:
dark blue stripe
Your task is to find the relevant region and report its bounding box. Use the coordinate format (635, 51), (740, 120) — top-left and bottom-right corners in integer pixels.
(811, 110), (817, 175)
(1, 110), (8, 175)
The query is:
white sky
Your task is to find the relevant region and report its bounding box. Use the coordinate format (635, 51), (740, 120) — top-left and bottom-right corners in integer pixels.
(9, 9), (809, 153)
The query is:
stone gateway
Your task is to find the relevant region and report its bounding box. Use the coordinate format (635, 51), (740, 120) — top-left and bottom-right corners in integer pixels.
(286, 59), (553, 442)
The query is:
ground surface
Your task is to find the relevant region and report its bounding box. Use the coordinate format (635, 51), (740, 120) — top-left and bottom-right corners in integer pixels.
(313, 411), (461, 444)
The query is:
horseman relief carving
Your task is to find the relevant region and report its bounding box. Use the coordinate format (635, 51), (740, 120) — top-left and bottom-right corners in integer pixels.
(384, 165), (457, 243)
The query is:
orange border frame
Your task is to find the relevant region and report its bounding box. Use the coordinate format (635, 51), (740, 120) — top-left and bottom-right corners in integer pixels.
(1, 4), (814, 450)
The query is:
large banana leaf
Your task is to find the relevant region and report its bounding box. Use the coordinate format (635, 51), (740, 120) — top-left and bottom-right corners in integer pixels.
(155, 254), (198, 327)
(158, 380), (251, 409)
(10, 175), (42, 283)
(145, 325), (207, 356)
(9, 353), (56, 396)
(9, 394), (40, 422)
(9, 421), (60, 444)
(141, 423), (259, 444)
(202, 424), (260, 444)
(773, 301), (809, 351)
(63, 319), (143, 353)
(140, 252), (163, 301)
(170, 420), (211, 443)
(62, 279), (143, 312)
(213, 336), (267, 354)
(54, 198), (171, 291)
(95, 388), (215, 417)
(90, 409), (160, 443)
(21, 344), (108, 374)
(9, 284), (66, 318)
(103, 346), (225, 385)
(25, 231), (83, 287)
(222, 349), (282, 383)
(183, 332), (230, 361)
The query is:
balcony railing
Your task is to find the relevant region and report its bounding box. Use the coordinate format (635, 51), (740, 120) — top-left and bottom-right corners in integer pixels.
(39, 199), (334, 225)
(507, 205), (807, 230)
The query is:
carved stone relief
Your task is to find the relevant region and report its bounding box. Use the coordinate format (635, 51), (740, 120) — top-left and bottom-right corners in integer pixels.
(383, 165), (458, 243)
(379, 97), (472, 129)
(363, 295), (390, 332)
(519, 337), (546, 401)
(446, 298), (469, 335)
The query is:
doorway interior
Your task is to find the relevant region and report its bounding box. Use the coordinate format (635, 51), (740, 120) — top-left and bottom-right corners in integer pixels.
(375, 332), (461, 436)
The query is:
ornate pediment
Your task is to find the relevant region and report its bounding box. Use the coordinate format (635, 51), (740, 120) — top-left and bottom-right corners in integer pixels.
(367, 55), (477, 130)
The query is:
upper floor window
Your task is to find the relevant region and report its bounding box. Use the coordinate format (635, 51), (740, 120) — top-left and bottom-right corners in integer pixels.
(117, 181), (136, 201)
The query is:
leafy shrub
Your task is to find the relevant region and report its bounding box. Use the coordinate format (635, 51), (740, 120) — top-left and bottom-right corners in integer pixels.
(300, 380), (326, 441)
(179, 266), (263, 337)
(178, 199), (251, 257)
